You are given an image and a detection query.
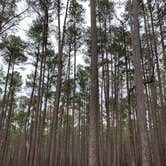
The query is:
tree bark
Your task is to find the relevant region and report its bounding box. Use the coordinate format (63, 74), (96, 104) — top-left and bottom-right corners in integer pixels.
(131, 0), (150, 165)
(89, 0), (99, 166)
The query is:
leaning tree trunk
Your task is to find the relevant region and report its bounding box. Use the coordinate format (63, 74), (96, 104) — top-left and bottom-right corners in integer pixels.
(48, 0), (70, 165)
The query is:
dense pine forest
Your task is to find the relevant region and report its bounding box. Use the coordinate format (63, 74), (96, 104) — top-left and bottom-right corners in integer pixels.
(0, 0), (166, 166)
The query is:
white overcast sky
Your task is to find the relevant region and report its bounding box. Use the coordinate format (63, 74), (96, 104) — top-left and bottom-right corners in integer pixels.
(0, 0), (126, 95)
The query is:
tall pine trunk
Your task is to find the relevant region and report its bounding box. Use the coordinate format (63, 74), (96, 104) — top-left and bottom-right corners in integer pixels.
(131, 0), (149, 165)
(89, 0), (99, 165)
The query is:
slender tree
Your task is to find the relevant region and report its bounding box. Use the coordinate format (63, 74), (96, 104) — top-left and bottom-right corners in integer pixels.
(89, 0), (99, 166)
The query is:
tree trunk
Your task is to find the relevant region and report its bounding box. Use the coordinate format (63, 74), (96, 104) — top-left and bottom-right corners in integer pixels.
(131, 0), (149, 165)
(89, 0), (99, 165)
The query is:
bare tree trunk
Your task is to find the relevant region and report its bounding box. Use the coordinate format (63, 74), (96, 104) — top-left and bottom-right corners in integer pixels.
(89, 0), (99, 165)
(48, 0), (70, 165)
(131, 0), (149, 165)
(25, 51), (39, 166)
